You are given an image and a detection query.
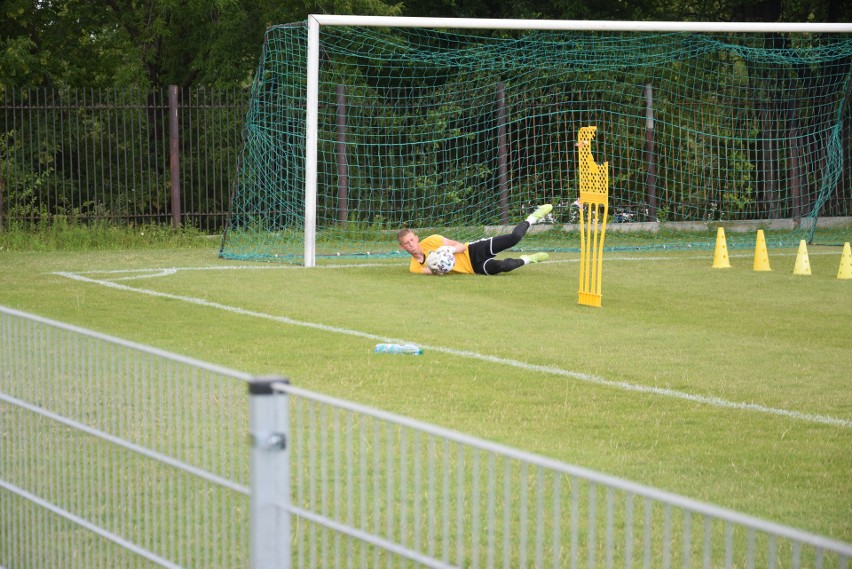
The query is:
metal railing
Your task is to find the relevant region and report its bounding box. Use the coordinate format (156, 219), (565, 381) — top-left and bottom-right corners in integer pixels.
(254, 381), (852, 569)
(0, 305), (252, 567)
(2, 304), (851, 568)
(0, 86), (247, 233)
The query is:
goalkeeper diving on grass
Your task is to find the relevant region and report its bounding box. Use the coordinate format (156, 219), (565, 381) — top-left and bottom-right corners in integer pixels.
(397, 204), (552, 275)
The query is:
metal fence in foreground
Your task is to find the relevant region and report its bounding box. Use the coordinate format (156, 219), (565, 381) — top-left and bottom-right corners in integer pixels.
(1, 305), (850, 568)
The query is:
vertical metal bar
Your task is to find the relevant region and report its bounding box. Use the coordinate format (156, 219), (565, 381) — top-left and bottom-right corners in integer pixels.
(455, 444), (465, 567)
(792, 541), (801, 569)
(486, 454), (496, 569)
(442, 439), (450, 564)
(496, 82), (508, 225)
(644, 82), (657, 220)
(196, 87), (204, 227)
(520, 461), (528, 568)
(331, 406), (340, 567)
(624, 492), (634, 569)
(471, 449), (480, 569)
(305, 400), (319, 568)
(51, 87), (60, 219)
(552, 474), (562, 569)
(535, 466), (545, 569)
(0, 89), (6, 229)
(359, 415), (367, 567)
(120, 88), (129, 223)
(373, 418), (381, 567)
(606, 488), (614, 569)
(81, 87), (91, 219)
(319, 405), (329, 565)
(725, 522), (733, 569)
(571, 477), (579, 569)
(345, 410), (354, 569)
(105, 88), (115, 221)
(293, 394), (303, 567)
(768, 535), (776, 569)
(248, 376), (290, 569)
(169, 85), (181, 227)
(683, 511), (691, 569)
(505, 461), (513, 569)
(644, 498), (652, 569)
(400, 426), (408, 555)
(588, 482), (597, 569)
(428, 435), (437, 559)
(336, 84), (349, 224)
(413, 430), (422, 555)
(385, 420), (394, 568)
(304, 16), (321, 267)
(33, 88), (44, 219)
(747, 528), (755, 569)
(98, 88), (107, 219)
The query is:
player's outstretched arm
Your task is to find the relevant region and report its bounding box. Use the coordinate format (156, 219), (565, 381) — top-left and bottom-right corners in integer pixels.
(441, 238), (467, 254)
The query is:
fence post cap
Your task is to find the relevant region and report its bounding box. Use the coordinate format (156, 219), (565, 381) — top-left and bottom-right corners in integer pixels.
(247, 376), (289, 395)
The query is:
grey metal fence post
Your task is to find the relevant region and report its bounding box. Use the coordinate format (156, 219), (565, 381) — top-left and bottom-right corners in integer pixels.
(168, 85), (182, 228)
(248, 376), (291, 569)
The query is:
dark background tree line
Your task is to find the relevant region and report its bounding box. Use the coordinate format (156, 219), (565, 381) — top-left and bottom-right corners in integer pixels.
(2, 0), (848, 92)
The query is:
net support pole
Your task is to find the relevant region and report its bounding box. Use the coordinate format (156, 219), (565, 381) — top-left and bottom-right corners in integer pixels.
(168, 85), (182, 228)
(304, 16), (321, 267)
(497, 82), (509, 225)
(336, 84), (349, 224)
(644, 83), (657, 220)
(248, 376), (291, 569)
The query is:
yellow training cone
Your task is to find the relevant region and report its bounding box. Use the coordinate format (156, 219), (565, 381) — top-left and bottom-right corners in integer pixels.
(712, 227), (731, 269)
(793, 240), (811, 276)
(753, 230), (771, 272)
(838, 242), (852, 280)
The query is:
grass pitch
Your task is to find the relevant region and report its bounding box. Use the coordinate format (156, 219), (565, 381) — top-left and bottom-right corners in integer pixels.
(0, 242), (849, 543)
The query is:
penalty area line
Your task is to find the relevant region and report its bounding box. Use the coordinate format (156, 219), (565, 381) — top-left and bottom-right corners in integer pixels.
(53, 271), (851, 429)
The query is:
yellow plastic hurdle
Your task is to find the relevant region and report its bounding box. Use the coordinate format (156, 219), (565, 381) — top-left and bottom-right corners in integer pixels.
(576, 126), (609, 307)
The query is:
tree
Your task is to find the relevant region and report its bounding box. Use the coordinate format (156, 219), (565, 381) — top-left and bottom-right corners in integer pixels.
(0, 0), (403, 92)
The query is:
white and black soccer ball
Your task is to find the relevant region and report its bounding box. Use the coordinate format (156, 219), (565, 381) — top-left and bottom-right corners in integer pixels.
(426, 246), (456, 274)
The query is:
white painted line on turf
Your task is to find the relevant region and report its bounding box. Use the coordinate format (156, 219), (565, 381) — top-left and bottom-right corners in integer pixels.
(65, 263), (393, 280)
(56, 249), (839, 280)
(53, 270), (852, 429)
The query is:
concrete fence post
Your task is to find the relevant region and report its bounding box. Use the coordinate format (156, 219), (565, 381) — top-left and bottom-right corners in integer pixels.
(248, 376), (291, 569)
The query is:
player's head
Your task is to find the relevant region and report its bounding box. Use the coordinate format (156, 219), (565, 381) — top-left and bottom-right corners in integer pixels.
(397, 229), (420, 256)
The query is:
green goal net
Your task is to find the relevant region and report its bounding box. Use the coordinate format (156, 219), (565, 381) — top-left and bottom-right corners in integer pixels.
(220, 18), (852, 263)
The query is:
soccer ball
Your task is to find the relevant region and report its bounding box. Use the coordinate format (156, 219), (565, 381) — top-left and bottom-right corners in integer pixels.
(426, 246), (456, 274)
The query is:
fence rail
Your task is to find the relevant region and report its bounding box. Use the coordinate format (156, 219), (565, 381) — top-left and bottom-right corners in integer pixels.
(2, 304), (851, 568)
(0, 86), (248, 233)
(0, 305), (253, 568)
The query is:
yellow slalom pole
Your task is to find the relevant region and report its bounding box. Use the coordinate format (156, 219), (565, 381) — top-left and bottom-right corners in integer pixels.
(576, 126), (609, 307)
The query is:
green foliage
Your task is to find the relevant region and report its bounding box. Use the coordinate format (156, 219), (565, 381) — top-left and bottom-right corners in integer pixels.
(0, 0), (404, 93)
(0, 218), (211, 252)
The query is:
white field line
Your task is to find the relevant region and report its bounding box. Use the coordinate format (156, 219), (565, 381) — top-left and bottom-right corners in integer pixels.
(64, 249), (837, 281)
(52, 269), (851, 429)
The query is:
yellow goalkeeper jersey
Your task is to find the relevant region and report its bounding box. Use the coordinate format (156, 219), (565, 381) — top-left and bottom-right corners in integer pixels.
(408, 234), (474, 274)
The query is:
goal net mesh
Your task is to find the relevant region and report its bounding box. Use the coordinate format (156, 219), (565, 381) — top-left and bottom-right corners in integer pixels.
(221, 22), (852, 261)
